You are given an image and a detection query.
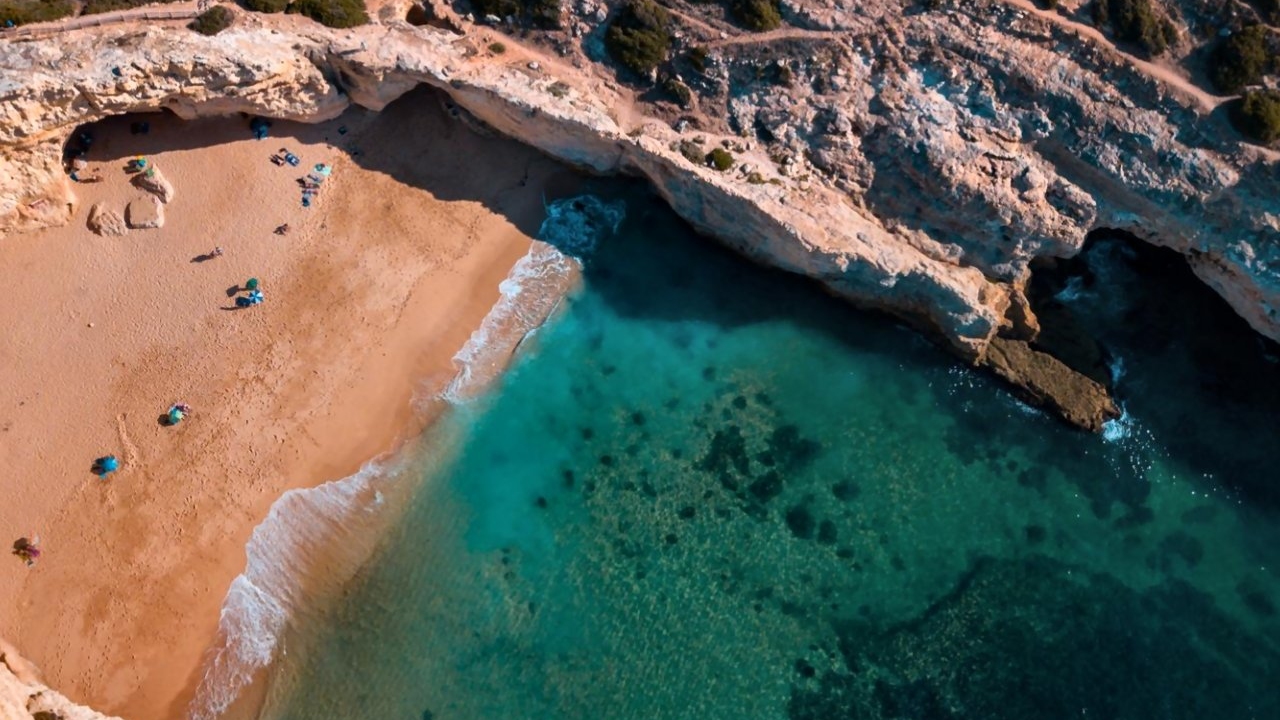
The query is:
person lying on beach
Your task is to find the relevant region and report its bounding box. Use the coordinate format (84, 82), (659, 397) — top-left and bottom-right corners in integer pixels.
(12, 537), (40, 567)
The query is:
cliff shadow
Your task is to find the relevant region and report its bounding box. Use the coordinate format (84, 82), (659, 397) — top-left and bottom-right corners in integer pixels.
(66, 85), (586, 242)
(1028, 229), (1280, 513)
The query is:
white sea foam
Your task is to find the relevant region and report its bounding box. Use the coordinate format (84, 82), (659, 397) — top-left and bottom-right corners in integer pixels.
(443, 195), (626, 404)
(1108, 355), (1127, 385)
(188, 460), (400, 720)
(191, 195), (627, 720)
(1102, 407), (1134, 443)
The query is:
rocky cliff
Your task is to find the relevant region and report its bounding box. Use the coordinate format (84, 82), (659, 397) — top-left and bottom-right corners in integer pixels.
(1, 639), (121, 720)
(2, 0), (1278, 431)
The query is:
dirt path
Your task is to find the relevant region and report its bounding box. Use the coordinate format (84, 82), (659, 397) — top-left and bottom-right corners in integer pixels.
(995, 0), (1228, 113)
(662, 5), (850, 48)
(1, 1), (199, 39)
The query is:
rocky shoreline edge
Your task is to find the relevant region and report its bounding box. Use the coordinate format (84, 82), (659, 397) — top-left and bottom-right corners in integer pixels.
(4, 5), (1277, 428)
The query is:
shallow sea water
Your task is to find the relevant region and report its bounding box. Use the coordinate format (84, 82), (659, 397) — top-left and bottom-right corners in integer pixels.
(260, 188), (1280, 720)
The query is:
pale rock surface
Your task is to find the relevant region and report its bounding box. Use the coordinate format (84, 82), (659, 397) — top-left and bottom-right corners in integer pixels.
(1, 1), (1278, 381)
(85, 203), (126, 237)
(1, 640), (120, 720)
(125, 195), (163, 229)
(131, 167), (174, 204)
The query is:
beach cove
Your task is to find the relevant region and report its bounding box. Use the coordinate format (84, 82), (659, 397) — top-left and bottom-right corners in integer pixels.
(0, 87), (581, 719)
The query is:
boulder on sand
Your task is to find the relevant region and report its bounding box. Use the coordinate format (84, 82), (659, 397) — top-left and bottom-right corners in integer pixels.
(132, 166), (175, 203)
(126, 195), (164, 229)
(87, 202), (127, 236)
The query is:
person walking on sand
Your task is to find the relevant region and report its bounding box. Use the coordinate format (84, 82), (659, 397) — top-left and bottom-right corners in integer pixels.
(275, 224), (290, 236)
(211, 246), (224, 258)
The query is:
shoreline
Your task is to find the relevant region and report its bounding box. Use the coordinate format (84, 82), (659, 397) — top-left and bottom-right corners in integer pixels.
(192, 192), (623, 720)
(0, 86), (582, 719)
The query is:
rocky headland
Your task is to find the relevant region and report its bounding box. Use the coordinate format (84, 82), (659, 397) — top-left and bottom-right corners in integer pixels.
(2, 2), (1278, 422)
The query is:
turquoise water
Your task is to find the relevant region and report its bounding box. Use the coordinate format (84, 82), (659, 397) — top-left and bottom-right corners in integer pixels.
(260, 188), (1280, 720)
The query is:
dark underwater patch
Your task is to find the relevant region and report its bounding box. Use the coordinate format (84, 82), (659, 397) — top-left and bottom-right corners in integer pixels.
(787, 555), (1280, 720)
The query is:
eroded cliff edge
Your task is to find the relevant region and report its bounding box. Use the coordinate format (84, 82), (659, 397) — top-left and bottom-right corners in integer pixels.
(2, 2), (1278, 432)
(1, 639), (122, 720)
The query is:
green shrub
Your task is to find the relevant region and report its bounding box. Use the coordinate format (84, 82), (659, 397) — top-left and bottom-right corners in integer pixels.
(0, 0), (75, 25)
(472, 0), (518, 18)
(242, 0), (287, 11)
(706, 147), (734, 171)
(190, 5), (234, 34)
(287, 0), (367, 27)
(489, 41), (506, 53)
(82, 0), (181, 14)
(687, 46), (708, 72)
(1211, 25), (1271, 94)
(1037, 0), (1058, 8)
(1091, 0), (1178, 57)
(663, 77), (692, 107)
(605, 0), (672, 78)
(1234, 89), (1280, 142)
(678, 140), (703, 163)
(731, 0), (781, 32)
(524, 0), (559, 28)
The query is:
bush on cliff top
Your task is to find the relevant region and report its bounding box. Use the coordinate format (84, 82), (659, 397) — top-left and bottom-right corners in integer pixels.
(1233, 89), (1280, 143)
(731, 0), (781, 32)
(242, 0), (288, 13)
(82, 0), (182, 15)
(605, 0), (672, 78)
(0, 0), (74, 25)
(287, 0), (368, 28)
(1091, 0), (1178, 57)
(707, 147), (734, 171)
(1210, 25), (1272, 94)
(190, 5), (234, 34)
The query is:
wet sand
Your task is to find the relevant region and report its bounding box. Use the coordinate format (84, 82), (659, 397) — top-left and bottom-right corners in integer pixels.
(0, 86), (578, 719)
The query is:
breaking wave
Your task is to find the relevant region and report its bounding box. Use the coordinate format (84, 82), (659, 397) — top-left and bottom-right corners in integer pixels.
(443, 195), (626, 403)
(188, 461), (404, 720)
(190, 194), (625, 720)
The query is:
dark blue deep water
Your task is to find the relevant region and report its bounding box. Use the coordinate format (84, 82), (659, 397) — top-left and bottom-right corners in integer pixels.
(261, 187), (1280, 720)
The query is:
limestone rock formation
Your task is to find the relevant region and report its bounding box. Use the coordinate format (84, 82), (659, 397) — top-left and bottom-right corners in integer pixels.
(1, 640), (121, 720)
(1, 2), (1279, 428)
(132, 167), (174, 204)
(126, 195), (164, 229)
(984, 337), (1119, 432)
(86, 203), (127, 237)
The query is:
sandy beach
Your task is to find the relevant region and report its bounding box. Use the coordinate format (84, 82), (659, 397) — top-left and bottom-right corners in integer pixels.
(0, 86), (578, 719)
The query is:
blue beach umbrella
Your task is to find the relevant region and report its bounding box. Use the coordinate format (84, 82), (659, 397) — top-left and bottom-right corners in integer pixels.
(94, 455), (119, 476)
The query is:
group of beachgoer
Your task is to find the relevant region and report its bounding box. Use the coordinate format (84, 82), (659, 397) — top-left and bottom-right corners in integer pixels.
(14, 120), (343, 569)
(235, 277), (264, 308)
(65, 131), (103, 183)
